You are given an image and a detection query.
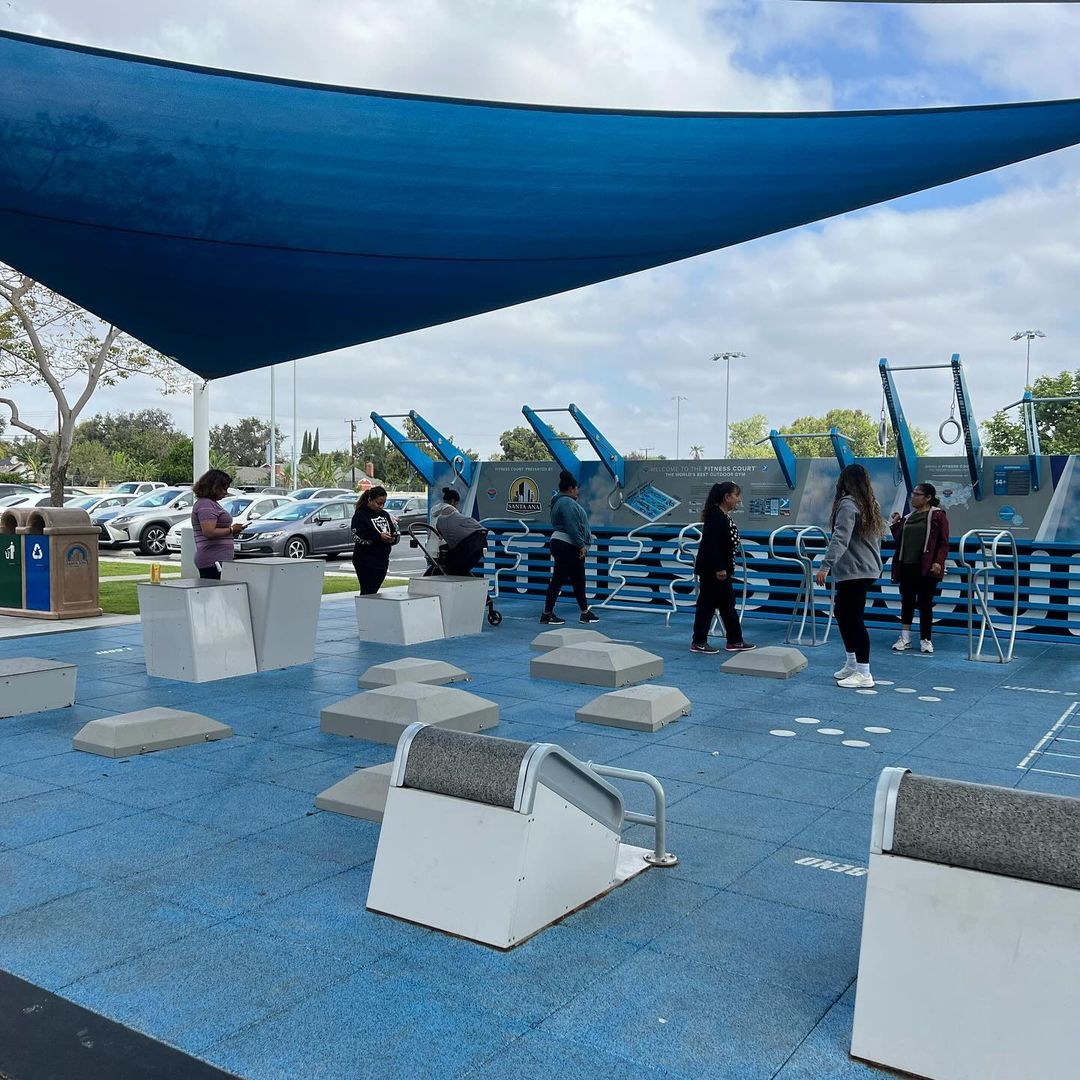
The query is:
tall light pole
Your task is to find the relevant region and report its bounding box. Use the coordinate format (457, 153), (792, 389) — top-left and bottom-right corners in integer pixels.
(268, 366), (276, 486)
(710, 351), (746, 459)
(1011, 330), (1045, 389)
(291, 359), (298, 491)
(672, 395), (687, 460)
(346, 418), (361, 488)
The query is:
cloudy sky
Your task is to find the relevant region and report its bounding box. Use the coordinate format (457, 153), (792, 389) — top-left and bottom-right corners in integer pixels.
(3, 0), (1079, 462)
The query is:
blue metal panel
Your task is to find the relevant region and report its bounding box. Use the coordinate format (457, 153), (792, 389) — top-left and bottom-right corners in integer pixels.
(1, 32), (1078, 378)
(1022, 391), (1042, 492)
(830, 427), (855, 469)
(950, 354), (984, 500)
(879, 358), (919, 496)
(521, 407), (581, 481)
(23, 535), (51, 611)
(408, 411), (473, 485)
(766, 431), (798, 490)
(568, 405), (625, 488)
(369, 412), (436, 485)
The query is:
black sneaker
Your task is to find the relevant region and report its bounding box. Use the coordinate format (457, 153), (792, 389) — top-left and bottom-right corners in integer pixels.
(690, 642), (721, 654)
(725, 641), (757, 652)
(579, 609), (600, 624)
(539, 612), (566, 626)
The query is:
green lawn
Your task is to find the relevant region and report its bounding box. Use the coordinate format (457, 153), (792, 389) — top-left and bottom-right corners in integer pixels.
(98, 570), (407, 614)
(99, 561), (181, 578)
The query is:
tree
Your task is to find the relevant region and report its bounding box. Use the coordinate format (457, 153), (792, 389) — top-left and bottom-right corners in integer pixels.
(68, 439), (112, 486)
(157, 437), (194, 485)
(983, 370), (1080, 455)
(0, 269), (186, 503)
(300, 451), (343, 487)
(490, 425), (578, 461)
(210, 417), (284, 467)
(75, 408), (182, 465)
(12, 438), (51, 483)
(689, 445), (704, 460)
(727, 408), (929, 459)
(728, 414), (771, 458)
(312, 427), (320, 454)
(301, 430), (312, 456)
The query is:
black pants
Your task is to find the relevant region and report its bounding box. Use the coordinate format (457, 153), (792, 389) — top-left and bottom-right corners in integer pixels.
(897, 563), (939, 640)
(835, 578), (874, 664)
(692, 574), (743, 645)
(198, 564), (221, 580)
(444, 532), (486, 577)
(544, 539), (588, 612)
(353, 550), (389, 595)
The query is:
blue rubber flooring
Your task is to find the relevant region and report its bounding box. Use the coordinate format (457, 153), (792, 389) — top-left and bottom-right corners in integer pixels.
(2, 595), (1079, 1078)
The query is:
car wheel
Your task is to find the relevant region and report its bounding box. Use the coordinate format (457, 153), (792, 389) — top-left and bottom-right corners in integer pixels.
(285, 537), (308, 559)
(139, 523), (168, 556)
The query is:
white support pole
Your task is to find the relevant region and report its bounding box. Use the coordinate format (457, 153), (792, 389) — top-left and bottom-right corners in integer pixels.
(291, 359), (299, 492)
(193, 378), (210, 481)
(269, 366), (277, 486)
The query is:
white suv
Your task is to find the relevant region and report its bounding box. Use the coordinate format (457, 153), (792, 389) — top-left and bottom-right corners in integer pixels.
(113, 481), (167, 497)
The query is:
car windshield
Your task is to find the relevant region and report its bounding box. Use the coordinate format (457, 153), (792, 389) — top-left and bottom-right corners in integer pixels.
(262, 501), (323, 521)
(291, 488), (317, 500)
(383, 498), (409, 512)
(67, 496), (100, 509)
(113, 483), (137, 493)
(221, 497), (253, 515)
(0, 494), (28, 506)
(127, 487), (184, 508)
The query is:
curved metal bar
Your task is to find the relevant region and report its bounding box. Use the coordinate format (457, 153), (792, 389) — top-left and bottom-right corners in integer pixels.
(768, 525), (832, 646)
(958, 529), (1018, 663)
(479, 517), (531, 600)
(587, 762), (677, 867)
(794, 526), (835, 646)
(597, 521), (656, 610)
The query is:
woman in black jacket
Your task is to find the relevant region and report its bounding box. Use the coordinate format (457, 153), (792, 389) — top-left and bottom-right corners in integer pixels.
(351, 485), (399, 594)
(691, 481), (755, 654)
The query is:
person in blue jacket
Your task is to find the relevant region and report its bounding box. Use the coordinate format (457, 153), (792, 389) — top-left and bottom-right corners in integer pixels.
(540, 470), (600, 626)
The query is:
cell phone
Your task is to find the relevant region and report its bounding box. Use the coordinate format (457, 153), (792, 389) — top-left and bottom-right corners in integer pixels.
(622, 481), (682, 522)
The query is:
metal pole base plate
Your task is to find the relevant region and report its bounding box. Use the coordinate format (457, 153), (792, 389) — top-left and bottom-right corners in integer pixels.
(645, 852), (679, 867)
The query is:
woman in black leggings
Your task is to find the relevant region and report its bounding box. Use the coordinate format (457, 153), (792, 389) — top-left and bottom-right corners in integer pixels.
(815, 464), (885, 689)
(540, 470), (599, 626)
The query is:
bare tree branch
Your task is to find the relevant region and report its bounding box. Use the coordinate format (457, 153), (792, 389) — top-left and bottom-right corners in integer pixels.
(0, 396), (49, 443)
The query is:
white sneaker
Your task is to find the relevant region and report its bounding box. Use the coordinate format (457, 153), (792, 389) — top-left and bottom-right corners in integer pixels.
(920, 639), (934, 654)
(837, 672), (875, 689)
(833, 665), (856, 680)
(892, 636), (911, 652)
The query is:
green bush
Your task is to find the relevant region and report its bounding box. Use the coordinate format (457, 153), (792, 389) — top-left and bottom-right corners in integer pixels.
(0, 472), (27, 483)
(156, 437), (193, 485)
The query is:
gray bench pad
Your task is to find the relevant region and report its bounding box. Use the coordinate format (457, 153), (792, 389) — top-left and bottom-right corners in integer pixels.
(402, 727), (530, 809)
(891, 773), (1080, 891)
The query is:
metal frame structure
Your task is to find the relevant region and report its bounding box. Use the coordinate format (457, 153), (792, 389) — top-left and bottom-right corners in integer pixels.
(586, 762), (677, 867)
(957, 529), (1019, 663)
(520, 406), (582, 481)
(478, 517), (534, 601)
(999, 391), (1080, 492)
(369, 411), (437, 485)
(767, 525), (834, 647)
(760, 428), (855, 490)
(521, 404), (625, 492)
(408, 411), (474, 485)
(664, 522), (748, 629)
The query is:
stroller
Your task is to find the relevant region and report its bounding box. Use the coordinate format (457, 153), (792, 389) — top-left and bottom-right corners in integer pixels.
(408, 521), (503, 626)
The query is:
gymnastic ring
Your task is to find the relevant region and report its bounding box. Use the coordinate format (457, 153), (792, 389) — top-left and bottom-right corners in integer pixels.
(938, 418), (962, 446)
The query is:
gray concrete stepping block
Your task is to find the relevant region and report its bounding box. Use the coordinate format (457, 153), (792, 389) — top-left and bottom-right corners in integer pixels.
(72, 707), (233, 757)
(315, 762), (393, 822)
(1, 657), (76, 718)
(357, 657), (470, 689)
(576, 685), (691, 732)
(530, 628), (611, 652)
(320, 684), (499, 744)
(721, 645), (808, 680)
(530, 642), (663, 688)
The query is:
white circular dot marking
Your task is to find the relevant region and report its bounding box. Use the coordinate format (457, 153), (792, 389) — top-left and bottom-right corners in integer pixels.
(865, 726), (892, 734)
(918, 696), (941, 703)
(769, 729), (798, 738)
(932, 686), (955, 693)
(794, 717), (819, 725)
(875, 679), (895, 686)
(856, 689), (878, 695)
(817, 728), (844, 735)
(842, 740), (871, 748)
(894, 687), (917, 694)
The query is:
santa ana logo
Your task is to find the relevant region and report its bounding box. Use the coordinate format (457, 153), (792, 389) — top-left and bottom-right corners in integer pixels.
(66, 545), (89, 568)
(506, 477), (542, 515)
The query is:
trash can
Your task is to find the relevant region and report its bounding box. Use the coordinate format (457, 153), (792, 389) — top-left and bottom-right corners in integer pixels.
(16, 508), (101, 619)
(0, 509), (29, 614)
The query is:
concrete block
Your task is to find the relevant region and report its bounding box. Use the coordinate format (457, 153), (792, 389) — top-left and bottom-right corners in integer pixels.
(315, 762), (393, 822)
(576, 685), (691, 732)
(354, 592), (444, 646)
(530, 642), (663, 688)
(221, 558), (324, 670)
(321, 684), (499, 744)
(72, 707), (233, 757)
(407, 576), (488, 637)
(721, 645), (808, 680)
(530, 628), (611, 652)
(357, 657), (470, 689)
(0, 657), (77, 718)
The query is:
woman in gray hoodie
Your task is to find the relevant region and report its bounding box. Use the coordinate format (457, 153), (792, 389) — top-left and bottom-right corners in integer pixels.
(815, 464), (885, 688)
(540, 470), (599, 626)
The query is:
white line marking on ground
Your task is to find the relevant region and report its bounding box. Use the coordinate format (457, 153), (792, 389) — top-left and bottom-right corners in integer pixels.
(894, 688), (917, 694)
(856, 689), (877, 695)
(1030, 768), (1080, 780)
(817, 728), (844, 736)
(918, 696), (941, 702)
(932, 686), (955, 692)
(875, 680), (895, 686)
(794, 856), (867, 877)
(1017, 702), (1079, 771)
(794, 717), (819, 725)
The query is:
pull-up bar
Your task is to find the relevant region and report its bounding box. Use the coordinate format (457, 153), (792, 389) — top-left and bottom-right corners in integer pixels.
(409, 411), (474, 485)
(521, 404), (626, 488)
(757, 428), (855, 490)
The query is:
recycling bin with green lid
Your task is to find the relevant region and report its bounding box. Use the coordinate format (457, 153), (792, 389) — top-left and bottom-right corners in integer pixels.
(16, 507), (101, 619)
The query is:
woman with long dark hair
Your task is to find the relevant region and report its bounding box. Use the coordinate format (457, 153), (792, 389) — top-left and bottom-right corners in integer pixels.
(540, 470), (599, 626)
(351, 485), (399, 594)
(191, 469), (242, 580)
(815, 464), (885, 688)
(690, 481), (754, 653)
(889, 482), (949, 655)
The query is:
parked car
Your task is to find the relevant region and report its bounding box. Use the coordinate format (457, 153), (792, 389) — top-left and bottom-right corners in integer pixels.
(288, 487), (354, 501)
(234, 499), (354, 560)
(164, 494), (293, 552)
(0, 483), (39, 499)
(0, 492), (89, 509)
(112, 481), (167, 496)
(101, 487), (195, 555)
(384, 492), (428, 530)
(65, 493), (137, 516)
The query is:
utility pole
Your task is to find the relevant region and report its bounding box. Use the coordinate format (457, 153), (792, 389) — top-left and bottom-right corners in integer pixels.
(640, 447), (655, 460)
(1011, 330), (1045, 389)
(346, 418), (361, 488)
(710, 351), (746, 459)
(672, 395), (687, 460)
(268, 366), (276, 487)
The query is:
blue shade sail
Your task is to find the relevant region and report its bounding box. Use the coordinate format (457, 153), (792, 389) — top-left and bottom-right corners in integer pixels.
(1, 31), (1079, 379)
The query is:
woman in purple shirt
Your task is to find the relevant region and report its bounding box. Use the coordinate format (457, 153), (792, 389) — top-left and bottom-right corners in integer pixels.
(192, 469), (242, 579)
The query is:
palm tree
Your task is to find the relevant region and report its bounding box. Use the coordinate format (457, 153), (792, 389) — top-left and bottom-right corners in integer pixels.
(689, 445), (704, 460)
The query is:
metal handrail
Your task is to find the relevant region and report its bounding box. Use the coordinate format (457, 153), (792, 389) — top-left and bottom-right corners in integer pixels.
(478, 517), (532, 600)
(957, 529), (1019, 663)
(586, 762), (677, 867)
(664, 522), (748, 628)
(768, 525), (834, 647)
